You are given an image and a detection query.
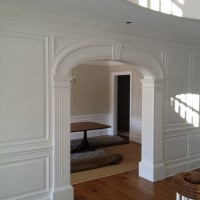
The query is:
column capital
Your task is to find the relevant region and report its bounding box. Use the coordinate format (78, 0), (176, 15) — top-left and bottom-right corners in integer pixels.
(141, 79), (164, 88)
(52, 75), (73, 88)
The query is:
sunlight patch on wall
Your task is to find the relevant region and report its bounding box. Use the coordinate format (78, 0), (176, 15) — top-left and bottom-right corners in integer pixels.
(139, 0), (148, 7)
(171, 94), (200, 127)
(138, 0), (183, 17)
(172, 2), (183, 16)
(151, 0), (160, 11)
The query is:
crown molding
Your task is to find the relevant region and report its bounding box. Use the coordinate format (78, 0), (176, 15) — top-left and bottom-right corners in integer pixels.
(1, 5), (200, 45)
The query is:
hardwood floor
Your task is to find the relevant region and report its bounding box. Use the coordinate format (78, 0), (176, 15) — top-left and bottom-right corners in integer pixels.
(74, 170), (176, 200)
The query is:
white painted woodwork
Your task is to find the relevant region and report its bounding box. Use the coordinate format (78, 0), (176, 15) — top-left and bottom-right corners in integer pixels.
(139, 79), (165, 181)
(52, 76), (74, 200)
(0, 6), (200, 200)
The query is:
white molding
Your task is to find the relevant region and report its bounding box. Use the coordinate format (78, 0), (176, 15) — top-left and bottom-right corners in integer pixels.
(163, 49), (200, 130)
(164, 134), (189, 163)
(53, 37), (79, 58)
(0, 151), (52, 200)
(70, 114), (111, 140)
(139, 161), (166, 182)
(52, 41), (165, 184)
(166, 159), (200, 178)
(112, 42), (122, 61)
(130, 117), (142, 143)
(164, 128), (200, 177)
(71, 114), (110, 123)
(52, 76), (72, 198)
(1, 5), (200, 45)
(190, 129), (200, 158)
(131, 117), (142, 132)
(0, 31), (51, 152)
(53, 185), (74, 200)
(139, 79), (165, 181)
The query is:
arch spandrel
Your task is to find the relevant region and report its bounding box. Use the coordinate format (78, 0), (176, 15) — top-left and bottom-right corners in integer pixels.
(52, 41), (164, 80)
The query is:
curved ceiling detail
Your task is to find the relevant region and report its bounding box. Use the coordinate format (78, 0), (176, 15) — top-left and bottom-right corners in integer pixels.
(1, 0), (200, 41)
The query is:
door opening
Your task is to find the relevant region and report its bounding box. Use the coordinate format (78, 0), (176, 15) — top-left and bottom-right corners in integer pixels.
(117, 75), (130, 139)
(110, 71), (132, 140)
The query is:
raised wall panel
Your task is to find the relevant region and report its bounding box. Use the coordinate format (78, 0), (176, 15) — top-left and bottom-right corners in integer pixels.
(0, 31), (49, 146)
(164, 50), (191, 128)
(191, 131), (200, 157)
(0, 150), (51, 199)
(165, 133), (189, 162)
(193, 53), (200, 94)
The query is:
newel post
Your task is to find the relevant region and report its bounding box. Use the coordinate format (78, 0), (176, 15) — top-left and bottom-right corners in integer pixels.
(52, 75), (73, 200)
(139, 79), (165, 182)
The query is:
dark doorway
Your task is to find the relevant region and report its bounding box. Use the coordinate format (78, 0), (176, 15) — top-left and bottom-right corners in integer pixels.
(117, 75), (130, 138)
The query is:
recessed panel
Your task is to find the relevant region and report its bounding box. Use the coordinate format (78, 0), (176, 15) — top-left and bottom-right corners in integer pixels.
(165, 51), (190, 126)
(191, 132), (200, 156)
(165, 134), (188, 162)
(0, 156), (48, 199)
(0, 33), (47, 143)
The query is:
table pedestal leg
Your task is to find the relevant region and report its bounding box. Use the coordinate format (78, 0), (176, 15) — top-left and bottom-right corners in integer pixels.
(73, 130), (94, 152)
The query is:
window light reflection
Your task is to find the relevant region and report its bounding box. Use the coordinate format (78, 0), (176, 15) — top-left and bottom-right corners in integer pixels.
(171, 93), (200, 127)
(151, 0), (160, 11)
(139, 0), (148, 7)
(172, 3), (183, 17)
(138, 0), (183, 17)
(176, 0), (184, 4)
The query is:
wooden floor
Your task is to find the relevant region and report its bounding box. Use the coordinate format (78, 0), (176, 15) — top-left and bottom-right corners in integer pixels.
(74, 170), (176, 200)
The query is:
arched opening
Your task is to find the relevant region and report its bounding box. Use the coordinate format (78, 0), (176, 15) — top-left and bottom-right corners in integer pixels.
(52, 41), (165, 199)
(70, 61), (142, 184)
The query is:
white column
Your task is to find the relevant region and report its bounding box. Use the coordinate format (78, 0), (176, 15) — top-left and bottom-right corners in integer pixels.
(139, 79), (166, 182)
(52, 75), (73, 200)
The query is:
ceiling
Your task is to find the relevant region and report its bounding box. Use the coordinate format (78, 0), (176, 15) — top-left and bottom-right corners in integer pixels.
(1, 0), (200, 41)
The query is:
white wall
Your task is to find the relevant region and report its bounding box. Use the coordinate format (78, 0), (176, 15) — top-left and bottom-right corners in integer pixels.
(0, 6), (200, 200)
(0, 32), (52, 199)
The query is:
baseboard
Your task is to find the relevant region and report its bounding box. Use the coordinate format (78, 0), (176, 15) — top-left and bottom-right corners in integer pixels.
(139, 161), (166, 182)
(166, 159), (200, 178)
(53, 186), (74, 200)
(129, 132), (141, 143)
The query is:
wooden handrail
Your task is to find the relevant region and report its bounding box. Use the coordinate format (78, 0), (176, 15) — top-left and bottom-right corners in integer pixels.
(172, 171), (200, 199)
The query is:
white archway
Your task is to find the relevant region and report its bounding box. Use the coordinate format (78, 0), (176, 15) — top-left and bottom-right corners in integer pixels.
(52, 41), (165, 200)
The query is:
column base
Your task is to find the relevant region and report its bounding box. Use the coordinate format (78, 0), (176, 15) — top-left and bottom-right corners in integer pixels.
(139, 161), (166, 182)
(53, 185), (74, 200)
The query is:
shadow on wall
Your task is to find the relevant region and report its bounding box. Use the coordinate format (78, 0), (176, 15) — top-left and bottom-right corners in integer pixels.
(171, 93), (200, 127)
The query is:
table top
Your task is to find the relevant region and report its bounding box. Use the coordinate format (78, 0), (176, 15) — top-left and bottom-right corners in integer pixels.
(71, 121), (111, 132)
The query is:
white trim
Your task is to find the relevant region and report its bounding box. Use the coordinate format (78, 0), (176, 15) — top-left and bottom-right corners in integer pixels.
(70, 114), (111, 140)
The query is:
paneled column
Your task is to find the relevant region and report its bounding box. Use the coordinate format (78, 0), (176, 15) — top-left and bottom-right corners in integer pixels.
(139, 79), (166, 182)
(52, 75), (73, 200)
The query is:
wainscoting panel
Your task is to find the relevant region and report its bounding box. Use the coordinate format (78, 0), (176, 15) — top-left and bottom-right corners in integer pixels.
(130, 117), (142, 143)
(164, 50), (191, 130)
(164, 132), (189, 163)
(0, 31), (50, 152)
(70, 114), (110, 140)
(191, 129), (200, 157)
(0, 149), (52, 200)
(165, 128), (200, 177)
